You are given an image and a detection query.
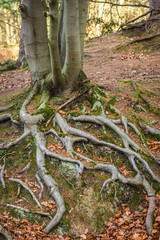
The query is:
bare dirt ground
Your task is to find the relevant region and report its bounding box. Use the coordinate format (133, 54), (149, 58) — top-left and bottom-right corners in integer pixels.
(83, 32), (160, 113)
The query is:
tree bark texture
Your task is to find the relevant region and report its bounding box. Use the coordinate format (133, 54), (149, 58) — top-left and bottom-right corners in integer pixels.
(16, 26), (26, 68)
(20, 0), (89, 97)
(63, 0), (81, 90)
(20, 0), (51, 85)
(149, 0), (160, 15)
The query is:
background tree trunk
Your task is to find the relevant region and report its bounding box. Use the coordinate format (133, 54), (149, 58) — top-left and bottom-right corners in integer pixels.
(16, 25), (26, 68)
(149, 0), (160, 15)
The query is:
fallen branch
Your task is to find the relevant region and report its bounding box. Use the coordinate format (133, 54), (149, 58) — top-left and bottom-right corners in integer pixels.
(90, 0), (149, 8)
(121, 8), (160, 28)
(125, 34), (160, 46)
(9, 178), (42, 209)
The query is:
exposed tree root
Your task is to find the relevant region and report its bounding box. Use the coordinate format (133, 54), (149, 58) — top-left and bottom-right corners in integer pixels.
(0, 113), (19, 125)
(140, 123), (160, 136)
(0, 130), (31, 150)
(16, 162), (30, 174)
(6, 204), (50, 217)
(0, 224), (12, 240)
(0, 86), (159, 235)
(46, 87), (89, 127)
(0, 157), (5, 188)
(131, 79), (151, 108)
(9, 178), (42, 209)
(90, 163), (155, 233)
(35, 172), (44, 200)
(120, 8), (160, 31)
(0, 105), (13, 113)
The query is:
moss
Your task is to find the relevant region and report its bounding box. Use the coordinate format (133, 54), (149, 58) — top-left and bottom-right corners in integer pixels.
(105, 96), (118, 109)
(3, 59), (16, 70)
(36, 105), (56, 121)
(67, 111), (81, 117)
(90, 105), (103, 115)
(88, 87), (105, 106)
(116, 86), (125, 93)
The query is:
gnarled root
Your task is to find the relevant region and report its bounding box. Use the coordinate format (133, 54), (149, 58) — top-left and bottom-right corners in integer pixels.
(0, 130), (31, 150)
(91, 163), (155, 233)
(0, 85), (159, 235)
(0, 224), (12, 240)
(0, 113), (19, 125)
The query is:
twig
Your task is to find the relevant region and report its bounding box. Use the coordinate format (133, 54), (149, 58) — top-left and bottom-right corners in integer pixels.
(46, 88), (89, 127)
(35, 172), (44, 200)
(16, 186), (21, 197)
(121, 9), (159, 28)
(0, 152), (16, 162)
(131, 79), (151, 108)
(9, 178), (42, 209)
(90, 0), (149, 8)
(61, 171), (76, 191)
(125, 34), (160, 46)
(6, 204), (50, 217)
(16, 162), (31, 174)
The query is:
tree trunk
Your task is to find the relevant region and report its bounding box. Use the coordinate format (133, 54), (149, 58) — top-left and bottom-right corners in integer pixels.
(79, 0), (89, 69)
(62, 0), (81, 91)
(20, 0), (51, 86)
(16, 25), (26, 68)
(149, 0), (160, 15)
(59, 0), (66, 68)
(48, 0), (65, 91)
(20, 0), (89, 100)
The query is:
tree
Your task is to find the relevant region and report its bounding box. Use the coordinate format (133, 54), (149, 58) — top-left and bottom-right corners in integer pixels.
(20, 0), (89, 103)
(0, 0), (160, 237)
(149, 0), (160, 16)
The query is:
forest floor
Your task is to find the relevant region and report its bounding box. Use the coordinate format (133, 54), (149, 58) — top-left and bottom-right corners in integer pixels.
(0, 31), (160, 239)
(0, 32), (160, 130)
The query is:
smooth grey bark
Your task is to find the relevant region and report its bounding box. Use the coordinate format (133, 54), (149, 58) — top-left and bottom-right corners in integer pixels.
(79, 0), (89, 69)
(16, 25), (26, 68)
(20, 0), (51, 85)
(20, 0), (89, 99)
(59, 0), (66, 67)
(62, 0), (81, 90)
(48, 0), (65, 90)
(149, 0), (160, 15)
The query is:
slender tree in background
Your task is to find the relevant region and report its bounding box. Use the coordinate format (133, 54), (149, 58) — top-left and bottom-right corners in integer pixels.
(149, 0), (160, 15)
